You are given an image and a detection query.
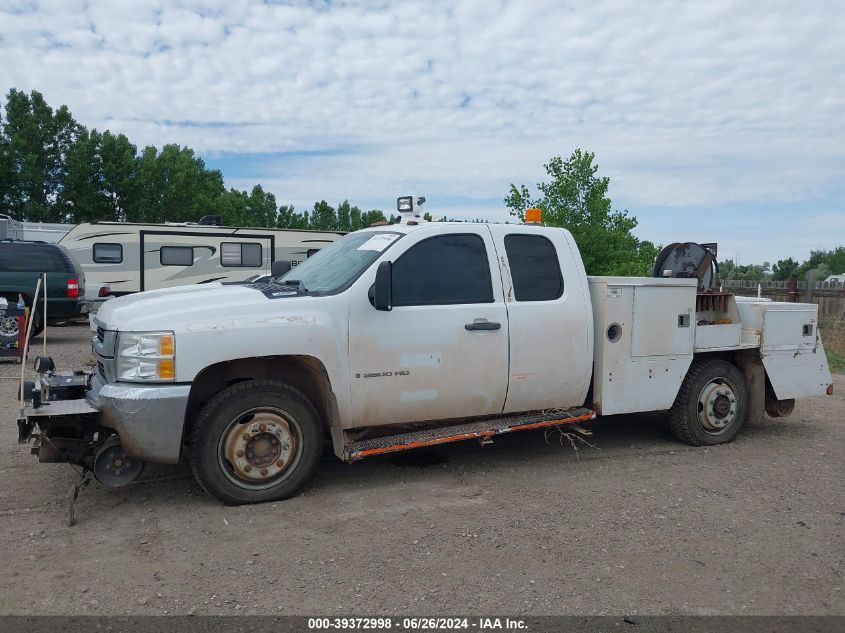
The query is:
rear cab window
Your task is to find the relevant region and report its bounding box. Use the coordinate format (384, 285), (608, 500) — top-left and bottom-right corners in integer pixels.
(504, 234), (564, 301)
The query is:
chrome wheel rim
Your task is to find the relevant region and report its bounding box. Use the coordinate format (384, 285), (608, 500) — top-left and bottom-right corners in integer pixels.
(697, 377), (739, 434)
(218, 407), (301, 490)
(0, 316), (19, 337)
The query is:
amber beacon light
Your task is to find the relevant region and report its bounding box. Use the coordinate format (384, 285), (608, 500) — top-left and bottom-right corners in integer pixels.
(525, 207), (543, 224)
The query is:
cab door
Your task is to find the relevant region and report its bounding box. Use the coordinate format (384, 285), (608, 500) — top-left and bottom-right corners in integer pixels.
(488, 226), (592, 413)
(347, 227), (509, 428)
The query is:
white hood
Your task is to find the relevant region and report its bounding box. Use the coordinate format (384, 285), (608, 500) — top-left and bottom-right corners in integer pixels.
(94, 283), (302, 332)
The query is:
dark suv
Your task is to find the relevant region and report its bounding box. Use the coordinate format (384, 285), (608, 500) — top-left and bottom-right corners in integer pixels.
(0, 240), (91, 342)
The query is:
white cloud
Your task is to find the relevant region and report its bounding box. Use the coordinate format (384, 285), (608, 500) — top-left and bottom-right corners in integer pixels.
(1, 0), (843, 262)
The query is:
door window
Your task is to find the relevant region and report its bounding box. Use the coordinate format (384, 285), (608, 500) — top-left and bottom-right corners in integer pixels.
(392, 234), (493, 306)
(504, 234), (564, 301)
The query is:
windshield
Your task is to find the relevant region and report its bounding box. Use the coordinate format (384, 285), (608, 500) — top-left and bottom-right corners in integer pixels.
(276, 231), (401, 294)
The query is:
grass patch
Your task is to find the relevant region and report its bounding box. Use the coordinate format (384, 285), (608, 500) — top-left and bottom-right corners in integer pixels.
(826, 349), (845, 374)
(820, 313), (845, 374)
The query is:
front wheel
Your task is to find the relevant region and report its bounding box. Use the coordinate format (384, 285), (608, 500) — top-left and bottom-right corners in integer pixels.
(669, 358), (747, 446)
(189, 380), (323, 504)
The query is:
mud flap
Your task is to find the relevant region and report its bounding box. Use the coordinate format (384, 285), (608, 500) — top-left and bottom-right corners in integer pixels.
(736, 352), (765, 425)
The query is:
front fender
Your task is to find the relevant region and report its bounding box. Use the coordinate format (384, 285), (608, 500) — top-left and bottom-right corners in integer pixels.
(174, 294), (351, 420)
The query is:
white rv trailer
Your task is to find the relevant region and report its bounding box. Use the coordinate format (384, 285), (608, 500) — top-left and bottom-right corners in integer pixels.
(58, 221), (343, 297)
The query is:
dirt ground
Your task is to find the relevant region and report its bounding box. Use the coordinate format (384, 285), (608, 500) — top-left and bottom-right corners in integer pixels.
(0, 325), (842, 616)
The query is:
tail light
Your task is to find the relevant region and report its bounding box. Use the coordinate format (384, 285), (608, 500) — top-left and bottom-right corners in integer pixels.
(67, 278), (79, 298)
(98, 286), (111, 298)
(827, 384), (834, 396)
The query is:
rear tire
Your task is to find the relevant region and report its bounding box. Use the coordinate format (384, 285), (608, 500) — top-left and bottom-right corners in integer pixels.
(189, 380), (323, 504)
(669, 358), (747, 446)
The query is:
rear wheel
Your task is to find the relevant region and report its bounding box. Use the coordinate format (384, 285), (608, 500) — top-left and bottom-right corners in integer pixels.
(189, 380), (323, 504)
(669, 358), (747, 446)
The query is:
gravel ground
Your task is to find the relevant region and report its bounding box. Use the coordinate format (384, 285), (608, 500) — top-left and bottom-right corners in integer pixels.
(0, 325), (842, 616)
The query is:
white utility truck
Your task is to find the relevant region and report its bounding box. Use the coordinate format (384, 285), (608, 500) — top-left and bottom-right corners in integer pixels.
(17, 197), (833, 505)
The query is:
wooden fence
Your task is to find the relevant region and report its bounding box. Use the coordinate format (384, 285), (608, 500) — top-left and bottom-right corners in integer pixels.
(721, 280), (845, 320)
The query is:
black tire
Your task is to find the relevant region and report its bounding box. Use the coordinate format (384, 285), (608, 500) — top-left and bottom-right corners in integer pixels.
(189, 380), (323, 504)
(0, 315), (19, 347)
(669, 358), (747, 446)
(29, 309), (43, 338)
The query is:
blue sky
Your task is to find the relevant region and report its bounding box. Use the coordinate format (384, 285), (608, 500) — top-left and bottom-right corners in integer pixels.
(2, 0), (843, 264)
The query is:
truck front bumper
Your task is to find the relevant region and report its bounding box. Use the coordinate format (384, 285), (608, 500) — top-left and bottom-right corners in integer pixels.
(86, 373), (190, 464)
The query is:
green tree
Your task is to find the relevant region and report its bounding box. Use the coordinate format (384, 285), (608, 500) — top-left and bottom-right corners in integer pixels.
(58, 128), (138, 223)
(0, 109), (13, 211)
(720, 259), (771, 281)
(796, 249), (836, 278)
(505, 149), (656, 275)
(219, 188), (249, 226)
(2, 89), (80, 222)
(127, 144), (226, 223)
(276, 204), (307, 229)
(244, 184), (277, 227)
(772, 257), (799, 280)
(59, 128), (109, 223)
(99, 131), (138, 221)
(809, 247), (845, 276)
(349, 205), (363, 231)
(309, 200), (337, 230)
(362, 209), (387, 226)
(336, 199), (352, 232)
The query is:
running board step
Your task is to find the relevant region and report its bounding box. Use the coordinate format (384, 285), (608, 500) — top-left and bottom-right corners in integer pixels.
(343, 407), (596, 461)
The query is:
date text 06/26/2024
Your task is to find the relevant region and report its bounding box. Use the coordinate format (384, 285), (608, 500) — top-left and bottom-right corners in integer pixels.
(307, 617), (527, 630)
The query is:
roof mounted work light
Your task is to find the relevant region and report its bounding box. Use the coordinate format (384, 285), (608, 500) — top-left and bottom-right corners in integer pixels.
(396, 196), (427, 224)
(397, 196), (413, 212)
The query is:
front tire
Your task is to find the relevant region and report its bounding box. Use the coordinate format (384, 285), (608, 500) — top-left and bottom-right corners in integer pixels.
(189, 380), (323, 504)
(669, 358), (747, 446)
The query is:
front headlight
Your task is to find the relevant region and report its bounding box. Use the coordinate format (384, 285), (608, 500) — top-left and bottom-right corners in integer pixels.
(116, 331), (176, 382)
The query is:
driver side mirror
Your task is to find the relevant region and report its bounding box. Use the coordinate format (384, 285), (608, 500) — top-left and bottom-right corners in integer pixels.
(271, 260), (291, 277)
(373, 261), (392, 311)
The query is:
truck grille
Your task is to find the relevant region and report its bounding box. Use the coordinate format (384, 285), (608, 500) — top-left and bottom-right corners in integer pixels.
(97, 361), (106, 378)
(96, 326), (105, 343)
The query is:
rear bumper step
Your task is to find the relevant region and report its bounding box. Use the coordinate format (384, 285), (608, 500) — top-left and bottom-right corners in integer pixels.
(343, 407), (596, 461)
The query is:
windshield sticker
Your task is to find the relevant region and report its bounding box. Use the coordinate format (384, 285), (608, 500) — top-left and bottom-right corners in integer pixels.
(356, 233), (399, 252)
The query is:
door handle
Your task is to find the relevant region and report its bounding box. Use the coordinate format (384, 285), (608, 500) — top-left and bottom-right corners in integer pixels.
(465, 320), (501, 331)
